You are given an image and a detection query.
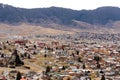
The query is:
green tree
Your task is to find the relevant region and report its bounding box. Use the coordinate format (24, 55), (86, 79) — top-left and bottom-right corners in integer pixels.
(101, 75), (105, 80)
(16, 71), (21, 80)
(83, 63), (86, 69)
(97, 62), (101, 69)
(45, 66), (51, 74)
(14, 50), (24, 66)
(94, 56), (101, 63)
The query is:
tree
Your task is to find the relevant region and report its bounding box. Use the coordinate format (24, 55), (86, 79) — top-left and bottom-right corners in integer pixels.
(28, 54), (31, 59)
(13, 50), (24, 66)
(44, 54), (47, 58)
(45, 66), (51, 74)
(83, 63), (86, 69)
(15, 50), (24, 66)
(101, 75), (105, 80)
(100, 70), (104, 74)
(34, 45), (37, 49)
(62, 66), (65, 70)
(94, 55), (101, 63)
(78, 57), (82, 62)
(16, 71), (21, 80)
(76, 50), (79, 55)
(97, 62), (101, 69)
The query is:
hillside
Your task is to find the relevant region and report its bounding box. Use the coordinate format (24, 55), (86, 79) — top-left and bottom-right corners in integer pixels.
(0, 23), (77, 38)
(1, 3), (120, 37)
(1, 3), (120, 26)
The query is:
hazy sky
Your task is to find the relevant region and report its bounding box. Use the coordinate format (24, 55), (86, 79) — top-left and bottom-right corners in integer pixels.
(0, 0), (120, 10)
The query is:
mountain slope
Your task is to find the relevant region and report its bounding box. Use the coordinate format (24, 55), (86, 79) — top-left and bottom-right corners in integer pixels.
(76, 7), (120, 24)
(1, 3), (120, 27)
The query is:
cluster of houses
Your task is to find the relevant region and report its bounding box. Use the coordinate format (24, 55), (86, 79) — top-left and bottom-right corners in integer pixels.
(0, 32), (120, 80)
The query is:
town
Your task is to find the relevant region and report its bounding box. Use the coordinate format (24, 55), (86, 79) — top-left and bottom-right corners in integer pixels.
(0, 32), (120, 80)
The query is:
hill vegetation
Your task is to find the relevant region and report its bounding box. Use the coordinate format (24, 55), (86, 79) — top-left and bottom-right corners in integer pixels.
(1, 3), (120, 26)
